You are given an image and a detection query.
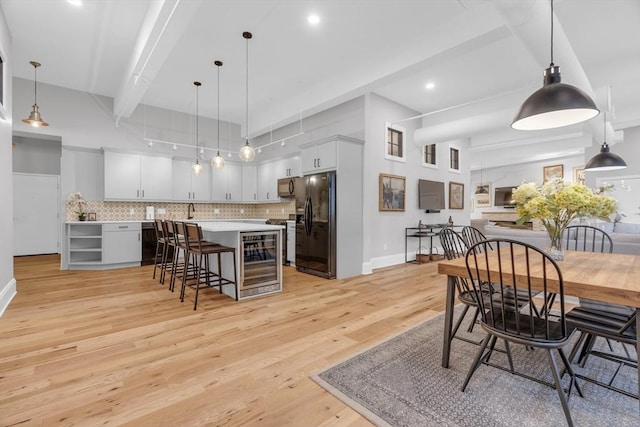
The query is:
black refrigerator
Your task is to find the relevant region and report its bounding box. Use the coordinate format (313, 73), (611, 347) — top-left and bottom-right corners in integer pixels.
(295, 171), (336, 279)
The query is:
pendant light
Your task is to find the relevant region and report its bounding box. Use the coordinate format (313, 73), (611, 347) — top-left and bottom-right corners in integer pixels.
(239, 31), (256, 162)
(511, 0), (599, 130)
(584, 112), (627, 172)
(22, 61), (49, 127)
(475, 162), (488, 194)
(192, 81), (203, 176)
(211, 60), (225, 169)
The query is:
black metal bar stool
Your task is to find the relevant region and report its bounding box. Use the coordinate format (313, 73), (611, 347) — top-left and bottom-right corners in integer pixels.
(180, 222), (238, 310)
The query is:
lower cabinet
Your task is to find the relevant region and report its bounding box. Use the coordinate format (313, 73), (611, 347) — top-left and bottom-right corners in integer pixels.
(102, 223), (142, 265)
(67, 222), (141, 269)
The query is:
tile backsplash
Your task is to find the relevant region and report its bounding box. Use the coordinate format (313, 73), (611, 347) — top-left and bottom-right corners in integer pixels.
(66, 200), (296, 222)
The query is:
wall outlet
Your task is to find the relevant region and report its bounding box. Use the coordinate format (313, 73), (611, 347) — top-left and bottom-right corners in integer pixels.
(214, 208), (220, 214)
(129, 208), (135, 214)
(240, 208), (244, 214)
(384, 243), (387, 250)
(266, 209), (270, 214)
(157, 208), (166, 214)
(281, 208), (285, 214)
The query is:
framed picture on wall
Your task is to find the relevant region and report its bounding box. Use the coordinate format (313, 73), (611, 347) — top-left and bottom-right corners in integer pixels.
(573, 166), (585, 185)
(474, 183), (491, 207)
(449, 181), (464, 209)
(379, 173), (405, 212)
(543, 164), (564, 182)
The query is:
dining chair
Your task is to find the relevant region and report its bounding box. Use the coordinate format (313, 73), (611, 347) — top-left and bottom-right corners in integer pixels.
(564, 225), (637, 399)
(461, 239), (582, 426)
(461, 225), (490, 248)
(439, 228), (486, 341)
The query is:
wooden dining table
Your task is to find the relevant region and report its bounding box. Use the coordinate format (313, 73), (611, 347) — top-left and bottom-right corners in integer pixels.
(438, 249), (640, 401)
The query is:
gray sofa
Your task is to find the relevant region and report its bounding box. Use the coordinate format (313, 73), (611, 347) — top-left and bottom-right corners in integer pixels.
(476, 221), (640, 255)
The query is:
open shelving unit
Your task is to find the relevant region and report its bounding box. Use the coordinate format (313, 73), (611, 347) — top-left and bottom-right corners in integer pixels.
(68, 223), (102, 267)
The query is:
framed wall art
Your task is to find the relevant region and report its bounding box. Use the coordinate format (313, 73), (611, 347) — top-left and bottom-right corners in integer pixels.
(474, 183), (491, 207)
(379, 173), (405, 212)
(573, 166), (585, 185)
(449, 181), (464, 210)
(543, 164), (564, 182)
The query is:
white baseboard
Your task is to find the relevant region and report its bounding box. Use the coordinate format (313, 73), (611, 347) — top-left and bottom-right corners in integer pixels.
(369, 253), (406, 270)
(0, 278), (17, 318)
(361, 262), (373, 275)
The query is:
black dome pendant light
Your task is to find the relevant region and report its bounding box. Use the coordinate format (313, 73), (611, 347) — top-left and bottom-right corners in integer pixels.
(511, 0), (599, 130)
(584, 112), (627, 172)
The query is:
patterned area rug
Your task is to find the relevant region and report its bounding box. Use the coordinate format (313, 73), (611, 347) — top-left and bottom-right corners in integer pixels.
(314, 309), (638, 426)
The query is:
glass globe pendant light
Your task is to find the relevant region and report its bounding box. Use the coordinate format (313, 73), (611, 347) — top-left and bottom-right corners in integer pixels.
(211, 60), (225, 169)
(239, 31), (256, 162)
(22, 61), (49, 127)
(192, 81), (203, 175)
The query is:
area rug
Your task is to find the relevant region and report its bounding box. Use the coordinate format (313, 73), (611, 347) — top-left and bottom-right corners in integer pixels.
(313, 308), (638, 426)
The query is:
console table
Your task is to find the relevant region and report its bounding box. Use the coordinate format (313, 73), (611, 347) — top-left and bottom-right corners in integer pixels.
(405, 224), (450, 264)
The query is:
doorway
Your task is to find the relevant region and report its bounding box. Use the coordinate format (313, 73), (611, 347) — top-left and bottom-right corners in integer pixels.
(13, 173), (60, 255)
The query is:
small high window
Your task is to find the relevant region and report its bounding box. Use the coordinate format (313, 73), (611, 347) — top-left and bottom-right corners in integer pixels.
(423, 144), (437, 168)
(385, 122), (406, 162)
(449, 146), (460, 172)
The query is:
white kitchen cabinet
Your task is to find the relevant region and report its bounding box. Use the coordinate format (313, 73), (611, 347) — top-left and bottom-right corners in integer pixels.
(102, 222), (141, 265)
(300, 139), (336, 174)
(257, 160), (279, 202)
(211, 162), (242, 202)
(280, 155), (301, 178)
(104, 151), (172, 201)
(172, 159), (210, 201)
(62, 147), (104, 201)
(242, 165), (257, 202)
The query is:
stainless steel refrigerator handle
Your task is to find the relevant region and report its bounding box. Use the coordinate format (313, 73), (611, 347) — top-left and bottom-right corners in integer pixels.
(307, 196), (313, 236)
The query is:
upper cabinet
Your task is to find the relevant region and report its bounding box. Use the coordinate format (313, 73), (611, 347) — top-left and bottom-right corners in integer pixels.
(279, 155), (301, 179)
(301, 139), (337, 174)
(211, 162), (242, 202)
(172, 159), (211, 202)
(61, 147), (104, 201)
(242, 165), (257, 202)
(104, 151), (172, 201)
(257, 160), (280, 202)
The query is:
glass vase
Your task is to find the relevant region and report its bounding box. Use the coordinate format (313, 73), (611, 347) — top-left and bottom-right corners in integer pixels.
(546, 226), (566, 261)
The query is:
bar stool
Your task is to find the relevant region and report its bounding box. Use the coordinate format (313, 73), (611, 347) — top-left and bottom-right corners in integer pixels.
(180, 222), (238, 310)
(152, 219), (166, 280)
(168, 221), (195, 293)
(159, 220), (177, 286)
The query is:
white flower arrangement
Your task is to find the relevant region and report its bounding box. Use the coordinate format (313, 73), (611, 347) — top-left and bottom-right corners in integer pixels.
(66, 192), (87, 217)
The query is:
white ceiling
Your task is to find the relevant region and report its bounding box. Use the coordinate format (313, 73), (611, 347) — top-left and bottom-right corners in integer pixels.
(3, 0), (640, 168)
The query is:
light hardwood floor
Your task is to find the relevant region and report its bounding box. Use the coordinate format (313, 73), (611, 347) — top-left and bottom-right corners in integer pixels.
(1, 255), (447, 426)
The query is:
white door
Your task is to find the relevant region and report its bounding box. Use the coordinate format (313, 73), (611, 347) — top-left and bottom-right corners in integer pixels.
(13, 173), (60, 256)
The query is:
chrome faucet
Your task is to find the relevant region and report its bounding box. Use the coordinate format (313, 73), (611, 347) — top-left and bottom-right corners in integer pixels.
(187, 203), (195, 219)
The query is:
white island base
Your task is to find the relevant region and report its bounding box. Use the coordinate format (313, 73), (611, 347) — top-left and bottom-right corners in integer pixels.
(198, 221), (283, 301)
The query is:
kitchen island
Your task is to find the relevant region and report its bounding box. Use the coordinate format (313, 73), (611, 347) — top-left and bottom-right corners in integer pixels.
(197, 221), (284, 300)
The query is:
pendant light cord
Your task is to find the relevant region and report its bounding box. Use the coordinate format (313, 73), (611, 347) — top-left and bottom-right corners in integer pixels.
(245, 34), (249, 142)
(33, 65), (38, 104)
(550, 0), (554, 66)
(217, 63), (221, 152)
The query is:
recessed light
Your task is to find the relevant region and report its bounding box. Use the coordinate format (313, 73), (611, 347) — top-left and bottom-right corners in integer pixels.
(308, 14), (320, 25)
(67, 0), (82, 6)
(425, 82), (435, 90)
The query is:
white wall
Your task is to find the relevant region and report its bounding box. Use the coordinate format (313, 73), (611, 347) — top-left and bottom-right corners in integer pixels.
(12, 135), (61, 174)
(0, 7), (16, 316)
(365, 93), (471, 269)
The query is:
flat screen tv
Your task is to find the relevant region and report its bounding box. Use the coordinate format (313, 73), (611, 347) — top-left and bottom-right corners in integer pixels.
(418, 179), (445, 212)
(494, 186), (516, 208)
